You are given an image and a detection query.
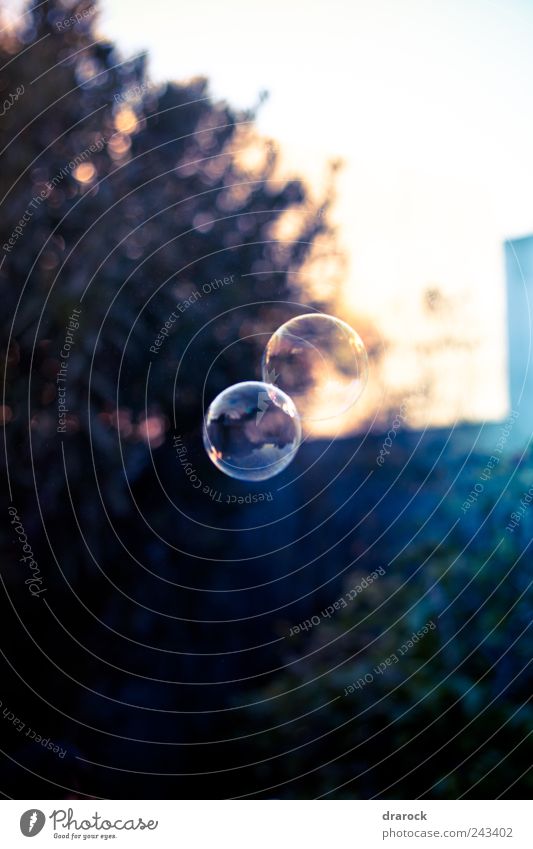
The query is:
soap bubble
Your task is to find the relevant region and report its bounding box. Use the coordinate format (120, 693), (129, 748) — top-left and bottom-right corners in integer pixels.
(262, 313), (368, 421)
(203, 381), (301, 481)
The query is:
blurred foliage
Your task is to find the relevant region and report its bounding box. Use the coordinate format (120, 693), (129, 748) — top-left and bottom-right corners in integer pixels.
(1, 0), (335, 555)
(233, 446), (533, 798)
(1, 0), (530, 802)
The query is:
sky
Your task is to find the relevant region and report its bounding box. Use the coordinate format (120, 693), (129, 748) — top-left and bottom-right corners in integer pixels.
(96, 0), (533, 427)
(8, 0), (533, 426)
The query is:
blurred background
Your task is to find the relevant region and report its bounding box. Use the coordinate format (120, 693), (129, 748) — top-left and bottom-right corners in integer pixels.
(0, 0), (532, 799)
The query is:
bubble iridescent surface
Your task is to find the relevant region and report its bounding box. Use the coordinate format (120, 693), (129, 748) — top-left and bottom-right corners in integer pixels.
(203, 381), (302, 481)
(262, 313), (368, 421)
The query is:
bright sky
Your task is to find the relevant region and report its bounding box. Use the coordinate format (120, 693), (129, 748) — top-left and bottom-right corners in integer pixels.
(96, 0), (533, 426)
(9, 0), (533, 425)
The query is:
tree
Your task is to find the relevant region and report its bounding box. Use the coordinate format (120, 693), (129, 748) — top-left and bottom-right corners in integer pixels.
(1, 0), (333, 568)
(0, 0), (339, 798)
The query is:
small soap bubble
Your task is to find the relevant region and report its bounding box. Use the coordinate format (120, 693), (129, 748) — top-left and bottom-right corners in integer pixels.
(262, 313), (368, 421)
(203, 381), (301, 481)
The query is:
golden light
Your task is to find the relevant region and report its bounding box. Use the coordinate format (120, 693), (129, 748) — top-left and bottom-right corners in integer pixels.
(73, 162), (96, 184)
(108, 132), (131, 159)
(115, 107), (138, 135)
(137, 414), (166, 447)
(268, 208), (303, 242)
(237, 139), (270, 174)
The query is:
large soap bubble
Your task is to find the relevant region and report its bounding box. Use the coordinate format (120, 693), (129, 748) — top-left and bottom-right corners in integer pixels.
(203, 381), (301, 481)
(262, 313), (368, 421)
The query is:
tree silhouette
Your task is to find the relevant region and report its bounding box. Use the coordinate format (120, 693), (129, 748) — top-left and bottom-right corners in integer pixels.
(1, 0), (333, 561)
